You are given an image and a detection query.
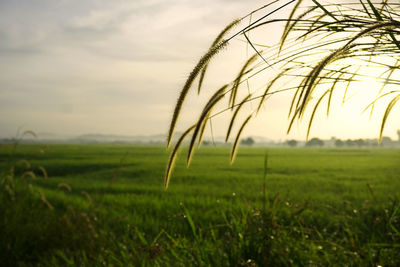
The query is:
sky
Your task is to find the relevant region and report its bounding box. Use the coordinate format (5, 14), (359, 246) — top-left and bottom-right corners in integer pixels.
(0, 0), (399, 141)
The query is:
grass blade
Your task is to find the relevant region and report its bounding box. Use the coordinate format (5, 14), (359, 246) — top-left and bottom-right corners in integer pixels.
(366, 0), (383, 21)
(359, 0), (372, 18)
(312, 0), (338, 21)
(181, 204), (197, 240)
(243, 32), (270, 67)
(257, 67), (292, 114)
(279, 0), (304, 53)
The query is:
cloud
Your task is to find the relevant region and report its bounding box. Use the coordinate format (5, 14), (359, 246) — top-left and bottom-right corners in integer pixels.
(0, 0), (266, 62)
(0, 0), (302, 138)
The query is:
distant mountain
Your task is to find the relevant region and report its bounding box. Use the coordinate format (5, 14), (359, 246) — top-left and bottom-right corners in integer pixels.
(74, 134), (166, 144)
(0, 132), (167, 144)
(0, 132), (276, 145)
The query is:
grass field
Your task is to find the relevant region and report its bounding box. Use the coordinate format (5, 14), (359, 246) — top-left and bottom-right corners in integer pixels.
(1, 144), (400, 265)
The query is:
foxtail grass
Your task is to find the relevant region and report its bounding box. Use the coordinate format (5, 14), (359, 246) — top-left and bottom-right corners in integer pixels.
(165, 0), (400, 185)
(226, 94), (252, 142)
(165, 125), (196, 189)
(197, 19), (240, 95)
(230, 114), (252, 163)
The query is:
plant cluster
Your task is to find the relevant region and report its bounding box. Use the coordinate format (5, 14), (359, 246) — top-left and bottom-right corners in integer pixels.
(165, 0), (400, 187)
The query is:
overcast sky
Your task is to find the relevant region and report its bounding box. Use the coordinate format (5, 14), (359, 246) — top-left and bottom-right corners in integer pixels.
(0, 0), (399, 141)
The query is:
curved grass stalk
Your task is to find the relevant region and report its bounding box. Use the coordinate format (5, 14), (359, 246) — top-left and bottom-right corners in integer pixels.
(230, 114), (252, 164)
(257, 67), (293, 114)
(167, 40), (228, 147)
(198, 19), (240, 95)
(279, 0), (306, 53)
(197, 85), (229, 147)
(362, 90), (400, 114)
(343, 66), (361, 104)
(226, 94), (252, 142)
(187, 91), (226, 166)
(166, 1), (400, 188)
(327, 70), (347, 116)
(295, 47), (348, 117)
(312, 0), (339, 21)
(243, 32), (270, 67)
(294, 21), (400, 118)
(225, 0), (297, 43)
(230, 53), (258, 109)
(165, 125), (196, 189)
(380, 94), (400, 142)
(211, 81), (341, 120)
(306, 90), (330, 140)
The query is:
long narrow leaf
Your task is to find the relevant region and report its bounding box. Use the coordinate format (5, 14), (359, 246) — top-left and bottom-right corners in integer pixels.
(366, 0), (383, 21)
(312, 0), (338, 21)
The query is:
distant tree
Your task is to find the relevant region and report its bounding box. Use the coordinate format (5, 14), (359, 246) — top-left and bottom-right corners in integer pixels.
(241, 137), (255, 146)
(397, 129), (400, 142)
(345, 139), (354, 147)
(335, 139), (344, 147)
(202, 140), (211, 146)
(286, 140), (297, 147)
(305, 138), (324, 147)
(381, 136), (393, 147)
(354, 139), (365, 147)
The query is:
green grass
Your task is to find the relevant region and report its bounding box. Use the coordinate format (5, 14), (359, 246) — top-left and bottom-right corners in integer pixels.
(1, 144), (400, 265)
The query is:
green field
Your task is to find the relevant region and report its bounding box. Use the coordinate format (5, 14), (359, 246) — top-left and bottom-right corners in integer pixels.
(1, 144), (400, 266)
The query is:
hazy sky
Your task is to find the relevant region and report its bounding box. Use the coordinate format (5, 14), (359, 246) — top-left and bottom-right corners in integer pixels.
(0, 0), (399, 141)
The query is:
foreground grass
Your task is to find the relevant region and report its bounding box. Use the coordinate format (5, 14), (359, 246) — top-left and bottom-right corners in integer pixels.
(1, 144), (400, 265)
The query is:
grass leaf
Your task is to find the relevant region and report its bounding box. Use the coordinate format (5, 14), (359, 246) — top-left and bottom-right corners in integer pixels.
(366, 0), (383, 21)
(312, 0), (338, 21)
